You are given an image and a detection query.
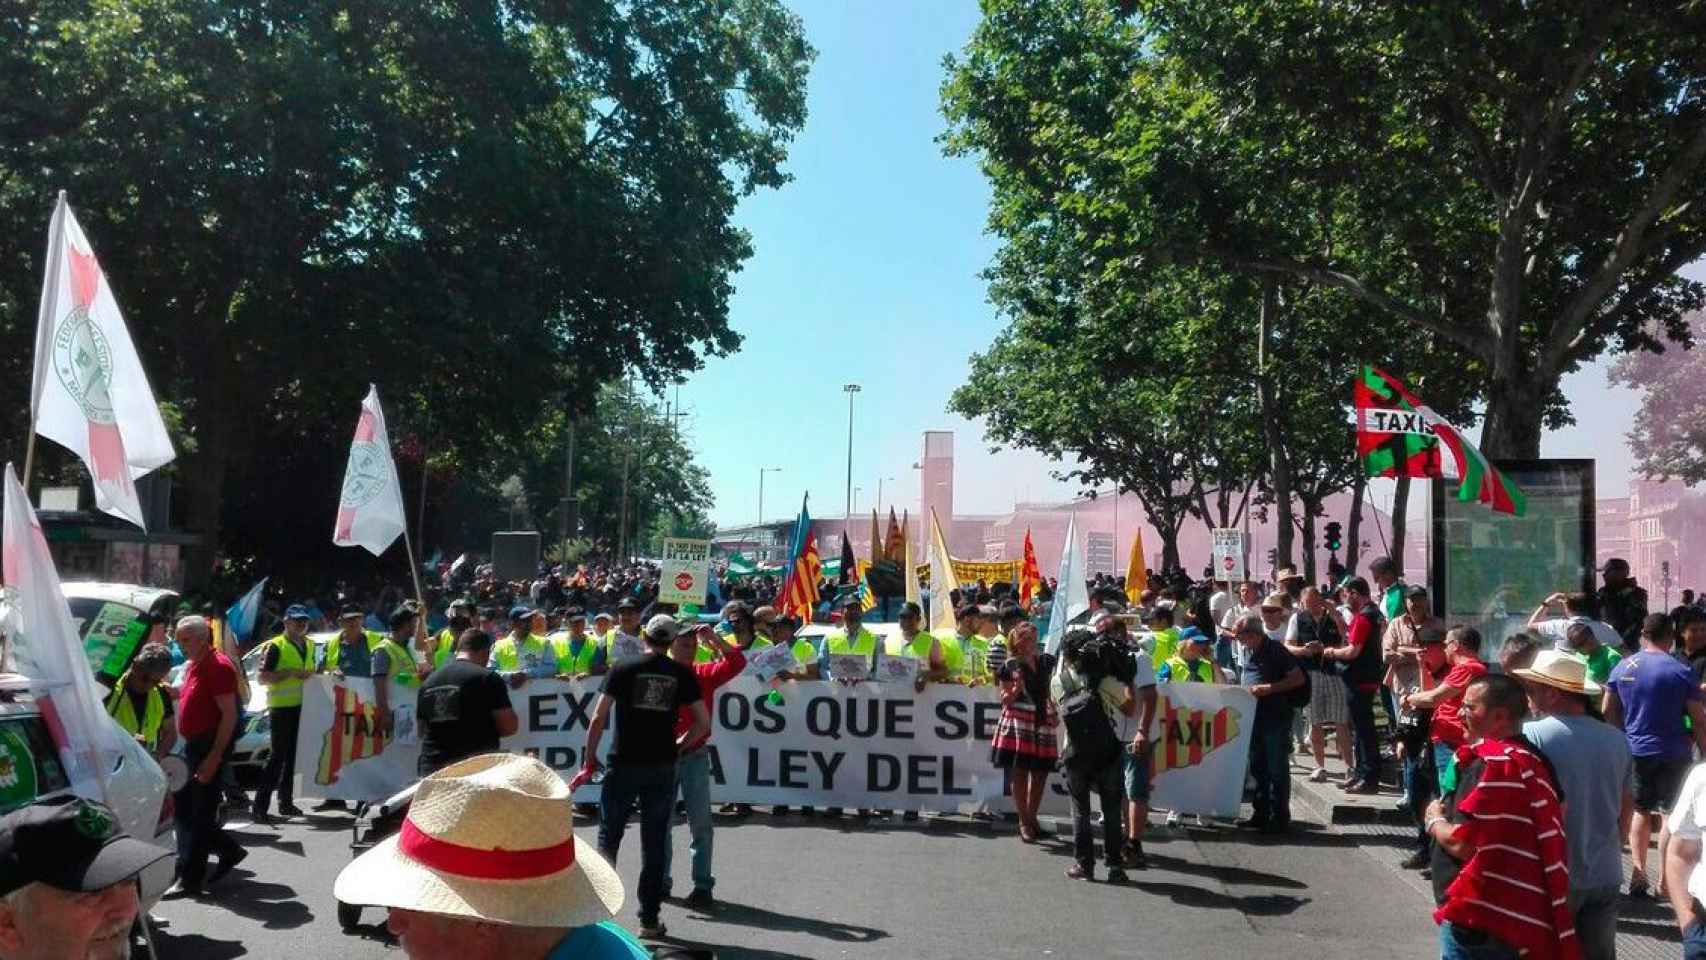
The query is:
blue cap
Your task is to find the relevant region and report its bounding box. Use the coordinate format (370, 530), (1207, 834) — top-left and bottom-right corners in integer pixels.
(1178, 626), (1211, 645)
(509, 604), (534, 622)
(284, 605), (311, 621)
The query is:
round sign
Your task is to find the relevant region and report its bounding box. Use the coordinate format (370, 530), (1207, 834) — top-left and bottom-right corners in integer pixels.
(0, 727), (39, 811)
(674, 572), (695, 591)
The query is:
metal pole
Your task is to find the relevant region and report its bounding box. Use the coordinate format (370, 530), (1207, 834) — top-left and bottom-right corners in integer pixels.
(415, 408), (432, 566)
(758, 467), (766, 532)
(842, 384), (860, 533)
(560, 417), (576, 564)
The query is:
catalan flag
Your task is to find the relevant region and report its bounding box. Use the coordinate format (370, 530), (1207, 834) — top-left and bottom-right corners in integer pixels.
(776, 495), (821, 622)
(315, 683), (393, 786)
(1150, 695), (1240, 777)
(856, 559), (877, 612)
(1019, 528), (1042, 606)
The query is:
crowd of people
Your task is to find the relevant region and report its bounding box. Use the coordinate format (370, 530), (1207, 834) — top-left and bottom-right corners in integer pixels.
(20, 543), (1706, 959)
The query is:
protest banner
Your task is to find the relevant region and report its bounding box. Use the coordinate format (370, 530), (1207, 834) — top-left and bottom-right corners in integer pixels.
(742, 642), (799, 681)
(296, 676), (1255, 816)
(659, 537), (712, 606)
(1211, 528), (1247, 582)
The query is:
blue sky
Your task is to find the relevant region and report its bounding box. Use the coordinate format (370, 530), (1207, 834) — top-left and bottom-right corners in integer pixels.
(675, 1), (1648, 528)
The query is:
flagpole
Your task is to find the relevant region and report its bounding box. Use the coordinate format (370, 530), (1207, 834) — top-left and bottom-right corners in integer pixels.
(22, 194), (68, 491)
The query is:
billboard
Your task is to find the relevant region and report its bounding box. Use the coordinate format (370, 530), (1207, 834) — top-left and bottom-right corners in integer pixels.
(1430, 459), (1595, 653)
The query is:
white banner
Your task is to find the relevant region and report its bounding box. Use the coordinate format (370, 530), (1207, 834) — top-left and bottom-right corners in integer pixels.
(296, 676), (1255, 817)
(658, 537), (712, 606)
(1211, 528), (1247, 582)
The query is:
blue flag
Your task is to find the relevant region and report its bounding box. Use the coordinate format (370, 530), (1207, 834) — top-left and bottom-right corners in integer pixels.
(224, 577), (268, 646)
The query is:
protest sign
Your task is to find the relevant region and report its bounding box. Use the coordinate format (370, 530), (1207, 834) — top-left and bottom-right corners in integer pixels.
(825, 653), (871, 682)
(659, 537), (712, 606)
(1211, 529), (1247, 582)
(297, 676), (1254, 816)
(743, 642), (799, 680)
(871, 655), (918, 687)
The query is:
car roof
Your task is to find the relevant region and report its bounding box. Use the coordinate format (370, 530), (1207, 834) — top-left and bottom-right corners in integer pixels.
(60, 582), (180, 611)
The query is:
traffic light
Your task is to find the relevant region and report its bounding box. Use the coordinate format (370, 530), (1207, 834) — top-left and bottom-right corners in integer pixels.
(1267, 548), (1278, 566)
(1324, 521), (1343, 552)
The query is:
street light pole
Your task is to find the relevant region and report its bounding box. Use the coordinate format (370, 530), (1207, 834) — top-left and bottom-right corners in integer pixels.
(843, 384), (861, 533)
(877, 476), (895, 515)
(758, 465), (783, 535)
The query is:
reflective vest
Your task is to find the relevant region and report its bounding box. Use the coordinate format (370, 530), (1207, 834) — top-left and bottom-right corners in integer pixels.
(1162, 655), (1215, 684)
(1150, 627), (1181, 665)
(551, 632), (602, 674)
(105, 683), (165, 751)
(494, 633), (555, 674)
(940, 632), (988, 681)
(824, 628), (879, 656)
(323, 630), (420, 688)
(431, 628), (460, 669)
(696, 632), (770, 663)
(260, 633), (313, 708)
(886, 631), (936, 661)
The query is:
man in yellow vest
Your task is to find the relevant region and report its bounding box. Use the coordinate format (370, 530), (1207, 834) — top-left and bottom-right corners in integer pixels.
(886, 602), (948, 692)
(251, 604), (317, 822)
(320, 605), (417, 738)
(700, 601), (771, 663)
(551, 608), (607, 678)
(823, 596), (880, 682)
(1156, 626), (1219, 829)
(592, 610), (615, 645)
(104, 642), (175, 758)
(938, 602), (987, 684)
(429, 599), (475, 670)
(492, 604), (557, 689)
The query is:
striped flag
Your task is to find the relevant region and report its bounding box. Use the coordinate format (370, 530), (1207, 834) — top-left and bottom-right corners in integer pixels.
(1355, 365), (1526, 516)
(1151, 696), (1240, 777)
(333, 385), (408, 553)
(1019, 529), (1041, 606)
(776, 496), (821, 622)
(315, 683), (393, 786)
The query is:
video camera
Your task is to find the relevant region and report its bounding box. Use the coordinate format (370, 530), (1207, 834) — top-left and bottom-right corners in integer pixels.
(1060, 627), (1138, 685)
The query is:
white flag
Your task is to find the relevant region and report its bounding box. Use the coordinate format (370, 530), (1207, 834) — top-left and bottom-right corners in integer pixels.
(31, 193), (175, 528)
(1045, 512), (1089, 654)
(926, 507), (960, 634)
(2, 464), (127, 799)
(333, 385), (407, 556)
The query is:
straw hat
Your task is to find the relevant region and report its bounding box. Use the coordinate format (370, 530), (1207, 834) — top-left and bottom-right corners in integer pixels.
(333, 753), (622, 927)
(1513, 650), (1602, 697)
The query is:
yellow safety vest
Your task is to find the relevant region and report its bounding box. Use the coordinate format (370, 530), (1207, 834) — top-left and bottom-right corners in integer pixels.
(493, 633), (553, 673)
(939, 632), (987, 681)
(886, 631), (937, 660)
(260, 633), (312, 708)
(824, 628), (879, 656)
(105, 683), (165, 751)
(551, 632), (602, 674)
(1163, 654), (1215, 684)
(696, 632), (771, 663)
(323, 630), (419, 688)
(431, 627), (460, 669)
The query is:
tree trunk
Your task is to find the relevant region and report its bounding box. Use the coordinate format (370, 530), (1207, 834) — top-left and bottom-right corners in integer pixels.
(1478, 374), (1547, 459)
(1389, 474), (1412, 577)
(1256, 280), (1296, 570)
(1300, 507), (1318, 583)
(1346, 471), (1366, 576)
(1158, 524), (1181, 575)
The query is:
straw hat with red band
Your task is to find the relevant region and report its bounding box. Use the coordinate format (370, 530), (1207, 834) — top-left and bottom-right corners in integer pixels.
(333, 753), (623, 927)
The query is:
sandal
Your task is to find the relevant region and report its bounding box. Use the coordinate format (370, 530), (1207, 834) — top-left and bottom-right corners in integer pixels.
(1019, 821), (1038, 843)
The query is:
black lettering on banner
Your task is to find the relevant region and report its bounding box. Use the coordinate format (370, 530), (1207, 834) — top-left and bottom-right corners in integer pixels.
(558, 692), (595, 731)
(846, 699), (879, 739)
(528, 694), (559, 731)
(708, 746), (726, 786)
(907, 755), (939, 794)
(812, 751), (844, 790)
(884, 699), (915, 739)
(778, 749), (810, 789)
(941, 756), (972, 795)
(867, 754), (900, 792)
(543, 746), (577, 772)
(806, 697), (841, 740)
(746, 748), (776, 787)
(718, 692), (750, 732)
(753, 695), (785, 733)
(973, 701), (1003, 741)
(934, 700), (968, 740)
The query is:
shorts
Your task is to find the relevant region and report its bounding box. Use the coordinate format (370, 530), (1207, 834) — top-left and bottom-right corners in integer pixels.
(1305, 669), (1348, 727)
(1122, 747), (1151, 802)
(1632, 754), (1691, 813)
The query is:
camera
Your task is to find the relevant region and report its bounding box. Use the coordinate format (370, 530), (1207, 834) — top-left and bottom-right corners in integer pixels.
(1061, 627), (1137, 685)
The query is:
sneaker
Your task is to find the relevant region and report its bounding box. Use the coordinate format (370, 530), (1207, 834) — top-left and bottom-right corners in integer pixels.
(1308, 767), (1329, 783)
(1400, 850), (1429, 870)
(639, 921), (668, 939)
(1340, 777), (1365, 792)
(207, 848), (248, 885)
(161, 881), (205, 901)
(1106, 866), (1128, 884)
(1164, 812), (1181, 829)
(277, 803), (304, 818)
(1345, 781), (1379, 796)
(1065, 863), (1093, 881)
(685, 888), (715, 909)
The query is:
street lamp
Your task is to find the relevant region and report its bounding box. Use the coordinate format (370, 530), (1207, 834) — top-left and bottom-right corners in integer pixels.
(854, 486), (863, 515)
(877, 476), (895, 515)
(757, 466), (783, 550)
(843, 384), (861, 531)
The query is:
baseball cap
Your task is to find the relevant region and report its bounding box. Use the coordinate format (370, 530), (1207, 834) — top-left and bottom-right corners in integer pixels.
(592, 611), (613, 623)
(839, 595), (863, 611)
(566, 608), (587, 622)
(1600, 557), (1630, 573)
(0, 797), (170, 897)
(508, 604), (534, 623)
(644, 614), (688, 640)
(339, 604), (365, 620)
(389, 604), (419, 629)
(284, 604), (311, 621)
(1179, 626), (1213, 646)
(616, 598), (640, 611)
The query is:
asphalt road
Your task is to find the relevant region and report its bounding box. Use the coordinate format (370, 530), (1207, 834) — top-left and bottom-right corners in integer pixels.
(151, 807), (1440, 959)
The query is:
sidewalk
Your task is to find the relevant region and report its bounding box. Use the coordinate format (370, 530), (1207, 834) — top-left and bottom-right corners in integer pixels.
(1290, 754), (1684, 960)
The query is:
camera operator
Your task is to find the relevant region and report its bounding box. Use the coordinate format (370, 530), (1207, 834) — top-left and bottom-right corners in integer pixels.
(1053, 626), (1142, 882)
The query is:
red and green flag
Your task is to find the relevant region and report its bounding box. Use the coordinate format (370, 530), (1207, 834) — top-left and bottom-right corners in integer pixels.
(1354, 366), (1526, 516)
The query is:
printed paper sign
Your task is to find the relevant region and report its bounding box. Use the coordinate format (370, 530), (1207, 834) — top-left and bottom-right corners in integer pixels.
(659, 538), (712, 606)
(872, 655), (919, 686)
(743, 643), (800, 680)
(824, 653), (871, 682)
(1211, 529), (1247, 582)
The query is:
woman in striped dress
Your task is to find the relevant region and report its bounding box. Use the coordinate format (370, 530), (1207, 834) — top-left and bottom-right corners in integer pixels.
(989, 622), (1058, 843)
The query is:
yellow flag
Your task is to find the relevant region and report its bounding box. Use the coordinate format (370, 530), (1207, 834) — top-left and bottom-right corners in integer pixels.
(869, 509), (881, 566)
(1125, 528), (1148, 603)
(904, 532), (921, 606)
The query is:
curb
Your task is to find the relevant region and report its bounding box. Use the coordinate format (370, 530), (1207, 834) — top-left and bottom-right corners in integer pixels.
(1289, 770), (1412, 826)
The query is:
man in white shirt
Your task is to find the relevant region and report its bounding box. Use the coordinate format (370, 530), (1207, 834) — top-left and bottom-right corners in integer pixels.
(1528, 591), (1622, 653)
(1663, 761), (1706, 956)
(1217, 581), (1261, 671)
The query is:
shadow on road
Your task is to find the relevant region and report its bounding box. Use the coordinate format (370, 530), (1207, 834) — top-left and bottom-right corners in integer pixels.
(151, 928), (246, 960)
(1618, 900), (1683, 943)
(653, 935), (817, 960)
(215, 872), (315, 930)
(1126, 879), (1312, 916)
(1140, 851), (1308, 890)
(688, 901), (889, 944)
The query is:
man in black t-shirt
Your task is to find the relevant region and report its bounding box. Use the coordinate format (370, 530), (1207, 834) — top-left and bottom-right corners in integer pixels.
(415, 628), (519, 777)
(581, 614), (709, 939)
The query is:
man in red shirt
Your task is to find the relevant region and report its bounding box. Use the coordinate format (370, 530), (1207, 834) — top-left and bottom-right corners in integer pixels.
(1319, 577), (1386, 793)
(665, 623), (745, 908)
(167, 615), (246, 898)
(1404, 625), (1488, 786)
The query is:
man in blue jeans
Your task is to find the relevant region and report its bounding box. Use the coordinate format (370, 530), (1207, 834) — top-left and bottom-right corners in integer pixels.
(1319, 578), (1385, 794)
(582, 614), (710, 940)
(663, 623), (745, 907)
(1234, 614), (1305, 834)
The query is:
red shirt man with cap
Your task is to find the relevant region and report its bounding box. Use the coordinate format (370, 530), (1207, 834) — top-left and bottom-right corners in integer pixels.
(0, 796), (172, 960)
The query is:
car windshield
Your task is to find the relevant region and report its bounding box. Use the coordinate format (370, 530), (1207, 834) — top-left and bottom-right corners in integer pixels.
(65, 598), (152, 686)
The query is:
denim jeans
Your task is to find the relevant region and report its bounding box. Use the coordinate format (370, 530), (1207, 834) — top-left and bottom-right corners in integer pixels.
(174, 736), (243, 887)
(1438, 922), (1520, 960)
(598, 762), (677, 924)
(1248, 714), (1292, 825)
(1401, 745), (1436, 849)
(1347, 687), (1380, 784)
(1433, 741), (1455, 785)
(664, 749), (714, 893)
(1065, 759), (1124, 869)
(254, 706), (300, 813)
(1685, 916), (1706, 960)
(1568, 885), (1620, 960)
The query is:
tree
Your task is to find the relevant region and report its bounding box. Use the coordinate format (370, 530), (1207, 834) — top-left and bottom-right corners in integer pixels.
(0, 1), (812, 585)
(943, 0), (1706, 459)
(1609, 313), (1706, 485)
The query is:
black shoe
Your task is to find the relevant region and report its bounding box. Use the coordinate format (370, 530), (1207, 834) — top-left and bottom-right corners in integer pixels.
(314, 799), (348, 812)
(1065, 863), (1093, 881)
(207, 847), (248, 885)
(1125, 845), (1148, 869)
(249, 807), (273, 826)
(771, 806), (791, 816)
(685, 888), (715, 908)
(162, 881), (206, 900)
(1236, 817), (1271, 831)
(1259, 821), (1290, 836)
(1106, 866), (1128, 884)
(1400, 849), (1429, 870)
(638, 921), (667, 939)
(277, 803), (304, 818)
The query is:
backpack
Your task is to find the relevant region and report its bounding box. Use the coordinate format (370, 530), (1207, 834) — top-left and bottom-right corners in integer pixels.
(1058, 670), (1122, 772)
